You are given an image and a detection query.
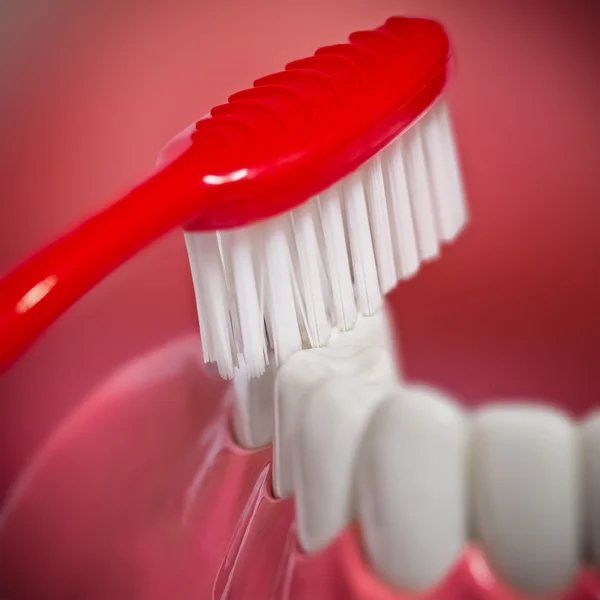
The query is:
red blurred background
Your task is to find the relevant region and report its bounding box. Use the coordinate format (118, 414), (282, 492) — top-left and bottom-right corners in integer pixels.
(0, 0), (598, 503)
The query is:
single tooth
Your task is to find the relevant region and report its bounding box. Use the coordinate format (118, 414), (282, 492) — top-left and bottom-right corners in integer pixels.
(231, 359), (277, 449)
(356, 385), (468, 593)
(327, 308), (400, 365)
(471, 404), (581, 596)
(293, 377), (392, 553)
(582, 410), (600, 568)
(273, 344), (396, 498)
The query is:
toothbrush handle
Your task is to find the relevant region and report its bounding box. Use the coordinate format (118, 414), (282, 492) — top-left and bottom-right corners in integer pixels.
(0, 149), (212, 371)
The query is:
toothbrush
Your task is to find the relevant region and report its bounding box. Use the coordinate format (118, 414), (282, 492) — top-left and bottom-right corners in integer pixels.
(0, 16), (467, 377)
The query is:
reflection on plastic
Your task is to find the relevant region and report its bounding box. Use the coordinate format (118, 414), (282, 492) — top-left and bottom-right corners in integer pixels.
(203, 170), (249, 186)
(15, 276), (57, 314)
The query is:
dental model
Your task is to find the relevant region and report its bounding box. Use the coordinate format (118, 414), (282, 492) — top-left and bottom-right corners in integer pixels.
(230, 304), (589, 597)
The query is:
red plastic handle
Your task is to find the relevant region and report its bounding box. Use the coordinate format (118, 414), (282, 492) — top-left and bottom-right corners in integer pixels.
(0, 149), (217, 370)
(0, 17), (451, 371)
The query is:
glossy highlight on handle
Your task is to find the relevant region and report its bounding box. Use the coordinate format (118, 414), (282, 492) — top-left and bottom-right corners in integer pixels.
(0, 16), (452, 370)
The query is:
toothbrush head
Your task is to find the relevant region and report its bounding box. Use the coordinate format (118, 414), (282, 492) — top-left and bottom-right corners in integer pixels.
(177, 17), (468, 378)
(159, 17), (452, 231)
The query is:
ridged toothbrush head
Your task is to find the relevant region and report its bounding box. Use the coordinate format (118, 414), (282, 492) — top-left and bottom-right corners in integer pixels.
(159, 17), (451, 231)
(174, 17), (468, 379)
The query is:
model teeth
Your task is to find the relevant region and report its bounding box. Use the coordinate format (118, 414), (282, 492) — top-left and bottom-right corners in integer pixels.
(230, 358), (277, 449)
(470, 404), (582, 596)
(297, 385), (586, 596)
(229, 310), (592, 596)
(327, 308), (399, 361)
(273, 344), (397, 498)
(292, 376), (392, 552)
(229, 308), (401, 455)
(356, 385), (468, 592)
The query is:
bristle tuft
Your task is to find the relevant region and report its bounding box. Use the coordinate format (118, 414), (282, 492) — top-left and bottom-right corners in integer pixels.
(342, 170), (382, 316)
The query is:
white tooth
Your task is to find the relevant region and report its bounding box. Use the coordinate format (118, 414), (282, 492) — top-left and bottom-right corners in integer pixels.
(471, 404), (581, 596)
(293, 377), (392, 553)
(327, 308), (400, 362)
(232, 307), (400, 450)
(231, 358), (277, 449)
(273, 344), (397, 498)
(582, 410), (600, 568)
(356, 385), (468, 593)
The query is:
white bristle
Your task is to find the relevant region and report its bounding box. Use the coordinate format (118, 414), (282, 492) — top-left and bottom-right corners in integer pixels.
(381, 141), (420, 279)
(342, 170), (382, 316)
(184, 232), (234, 377)
(289, 201), (332, 347)
(260, 216), (303, 365)
(363, 154), (397, 294)
(421, 102), (460, 242)
(403, 126), (440, 261)
(184, 98), (468, 379)
(221, 227), (267, 378)
(318, 186), (357, 331)
(437, 102), (469, 238)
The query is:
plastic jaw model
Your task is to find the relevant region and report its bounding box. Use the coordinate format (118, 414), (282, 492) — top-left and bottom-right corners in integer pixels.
(0, 307), (598, 600)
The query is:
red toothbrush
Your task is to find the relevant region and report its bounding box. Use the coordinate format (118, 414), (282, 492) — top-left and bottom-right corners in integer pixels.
(0, 16), (467, 377)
